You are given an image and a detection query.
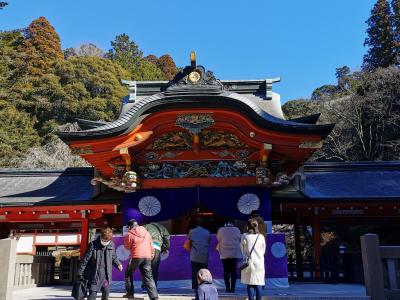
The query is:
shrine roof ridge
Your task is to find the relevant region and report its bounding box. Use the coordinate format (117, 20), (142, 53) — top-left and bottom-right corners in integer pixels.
(133, 78), (281, 96)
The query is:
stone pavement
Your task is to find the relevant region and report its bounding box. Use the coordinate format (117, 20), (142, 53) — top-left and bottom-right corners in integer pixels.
(13, 281), (369, 300)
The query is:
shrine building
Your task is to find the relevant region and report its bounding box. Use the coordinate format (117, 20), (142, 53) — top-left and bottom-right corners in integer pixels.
(1, 54), (400, 284)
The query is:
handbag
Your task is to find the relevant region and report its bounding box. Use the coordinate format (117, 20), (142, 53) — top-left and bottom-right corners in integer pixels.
(239, 234), (260, 271)
(183, 239), (192, 252)
(71, 277), (88, 300)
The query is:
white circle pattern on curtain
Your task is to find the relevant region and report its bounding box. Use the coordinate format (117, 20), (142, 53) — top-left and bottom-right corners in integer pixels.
(270, 241), (287, 258)
(116, 245), (131, 261)
(138, 196), (161, 216)
(237, 193), (260, 214)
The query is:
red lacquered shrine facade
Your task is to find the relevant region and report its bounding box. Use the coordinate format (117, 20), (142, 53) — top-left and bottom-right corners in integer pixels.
(55, 57), (333, 256)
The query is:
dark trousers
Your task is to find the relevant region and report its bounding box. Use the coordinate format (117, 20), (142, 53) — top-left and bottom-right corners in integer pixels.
(191, 261), (207, 290)
(88, 285), (109, 300)
(247, 285), (263, 300)
(125, 258), (158, 299)
(221, 258), (237, 291)
(142, 249), (161, 288)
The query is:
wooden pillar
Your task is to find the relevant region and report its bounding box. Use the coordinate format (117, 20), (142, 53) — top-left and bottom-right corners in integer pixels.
(80, 218), (89, 259)
(312, 216), (321, 279)
(294, 222), (303, 279)
(360, 234), (385, 300)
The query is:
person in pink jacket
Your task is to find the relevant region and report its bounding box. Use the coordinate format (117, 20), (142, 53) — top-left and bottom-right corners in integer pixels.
(123, 219), (158, 300)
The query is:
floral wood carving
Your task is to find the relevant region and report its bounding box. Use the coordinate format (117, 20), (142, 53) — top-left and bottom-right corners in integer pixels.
(138, 160), (256, 179)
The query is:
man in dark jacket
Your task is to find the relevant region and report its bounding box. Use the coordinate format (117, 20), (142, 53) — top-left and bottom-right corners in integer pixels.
(77, 227), (123, 300)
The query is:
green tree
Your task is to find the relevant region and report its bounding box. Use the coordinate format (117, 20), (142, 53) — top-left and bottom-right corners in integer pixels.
(107, 33), (142, 70)
(107, 34), (164, 80)
(282, 99), (319, 119)
(0, 30), (22, 97)
(0, 100), (40, 166)
(391, 0), (400, 60)
(363, 0), (397, 70)
(335, 66), (352, 90)
(131, 60), (163, 81)
(0, 2), (8, 9)
(311, 85), (338, 101)
(54, 56), (130, 123)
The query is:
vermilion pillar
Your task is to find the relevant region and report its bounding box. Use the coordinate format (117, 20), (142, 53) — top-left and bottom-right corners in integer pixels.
(80, 218), (89, 259)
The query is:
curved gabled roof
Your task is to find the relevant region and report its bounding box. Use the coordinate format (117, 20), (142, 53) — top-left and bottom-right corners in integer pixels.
(58, 91), (334, 142)
(58, 65), (334, 142)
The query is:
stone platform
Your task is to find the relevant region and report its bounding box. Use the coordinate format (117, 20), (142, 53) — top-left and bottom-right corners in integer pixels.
(13, 281), (370, 300)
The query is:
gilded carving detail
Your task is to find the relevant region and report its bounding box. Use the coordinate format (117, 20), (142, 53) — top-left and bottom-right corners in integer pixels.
(176, 114), (214, 134)
(200, 130), (245, 149)
(149, 131), (193, 150)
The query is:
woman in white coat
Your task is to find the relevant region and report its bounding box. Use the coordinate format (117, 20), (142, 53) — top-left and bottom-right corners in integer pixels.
(240, 219), (266, 300)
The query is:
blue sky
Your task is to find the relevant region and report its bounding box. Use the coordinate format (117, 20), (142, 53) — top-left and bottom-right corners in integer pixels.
(0, 0), (376, 103)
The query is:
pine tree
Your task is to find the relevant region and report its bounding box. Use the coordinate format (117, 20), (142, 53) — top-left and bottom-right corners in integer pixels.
(15, 16), (63, 76)
(391, 0), (400, 60)
(363, 0), (397, 70)
(107, 34), (143, 70)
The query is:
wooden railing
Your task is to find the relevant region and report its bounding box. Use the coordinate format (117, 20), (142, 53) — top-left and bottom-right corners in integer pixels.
(13, 255), (54, 289)
(361, 233), (400, 300)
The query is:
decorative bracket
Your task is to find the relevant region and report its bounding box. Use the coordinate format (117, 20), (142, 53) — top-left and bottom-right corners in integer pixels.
(265, 77), (281, 100)
(259, 143), (272, 162)
(119, 147), (131, 167)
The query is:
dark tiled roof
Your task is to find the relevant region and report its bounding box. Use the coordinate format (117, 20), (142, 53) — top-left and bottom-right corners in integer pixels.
(1, 162), (398, 207)
(303, 161), (400, 199)
(0, 168), (94, 207)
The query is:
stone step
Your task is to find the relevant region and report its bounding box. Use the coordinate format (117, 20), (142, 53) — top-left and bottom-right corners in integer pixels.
(109, 296), (370, 300)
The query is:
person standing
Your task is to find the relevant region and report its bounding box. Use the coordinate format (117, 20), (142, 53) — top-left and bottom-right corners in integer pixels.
(240, 219), (266, 300)
(143, 222), (171, 288)
(216, 219), (241, 293)
(188, 218), (211, 290)
(76, 227), (123, 300)
(124, 219), (158, 300)
(250, 210), (267, 239)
